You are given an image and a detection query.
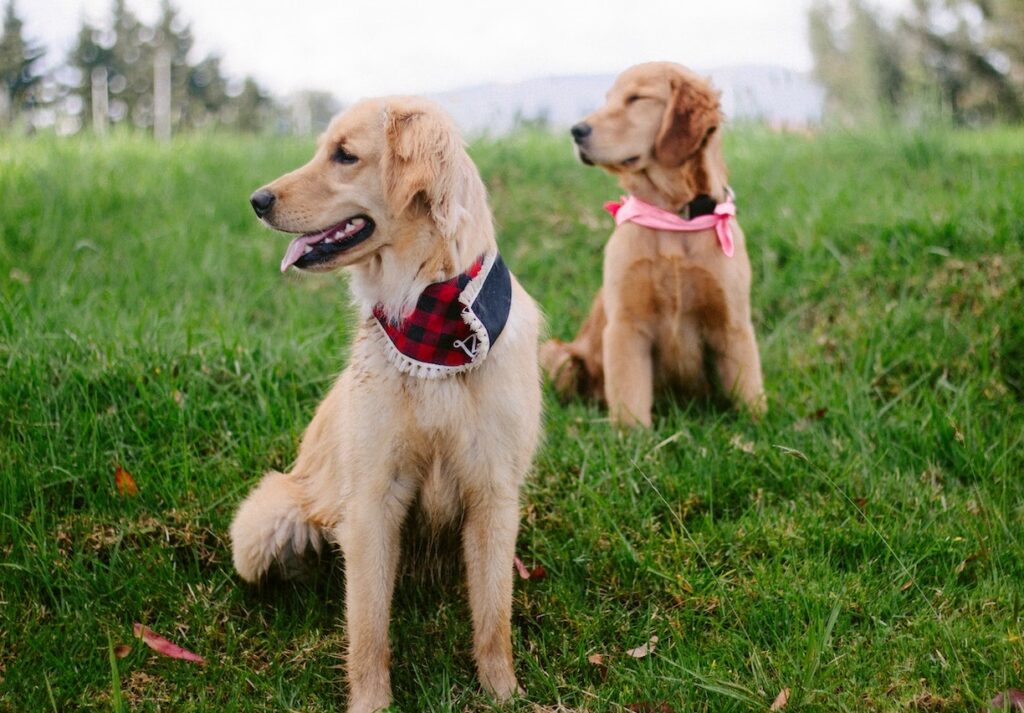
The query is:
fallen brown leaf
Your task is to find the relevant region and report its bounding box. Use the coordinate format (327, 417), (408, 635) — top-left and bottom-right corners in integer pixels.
(113, 644), (132, 659)
(908, 690), (955, 711)
(900, 578), (914, 592)
(769, 687), (790, 710)
(513, 556), (546, 581)
(626, 635), (658, 658)
(955, 550), (983, 575)
(625, 702), (675, 713)
(990, 689), (1024, 710)
(587, 652), (608, 681)
(134, 623), (205, 665)
(114, 465), (139, 497)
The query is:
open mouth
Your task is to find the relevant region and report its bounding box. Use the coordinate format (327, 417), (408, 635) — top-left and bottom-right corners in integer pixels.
(279, 216), (376, 273)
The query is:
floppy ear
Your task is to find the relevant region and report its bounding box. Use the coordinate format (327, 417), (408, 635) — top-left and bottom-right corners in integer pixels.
(383, 107), (471, 239)
(654, 75), (721, 168)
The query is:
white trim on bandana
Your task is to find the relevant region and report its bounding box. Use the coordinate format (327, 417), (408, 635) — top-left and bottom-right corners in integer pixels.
(370, 251), (500, 379)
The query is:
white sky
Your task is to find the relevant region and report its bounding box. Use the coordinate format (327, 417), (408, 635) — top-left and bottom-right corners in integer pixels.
(22, 0), (910, 101)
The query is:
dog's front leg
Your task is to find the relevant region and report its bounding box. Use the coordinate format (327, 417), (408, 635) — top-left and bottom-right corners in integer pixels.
(462, 485), (521, 700)
(603, 319), (654, 427)
(712, 321), (766, 416)
(341, 480), (413, 713)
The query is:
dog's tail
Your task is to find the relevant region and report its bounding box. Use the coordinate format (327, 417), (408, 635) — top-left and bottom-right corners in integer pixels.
(230, 470), (323, 582)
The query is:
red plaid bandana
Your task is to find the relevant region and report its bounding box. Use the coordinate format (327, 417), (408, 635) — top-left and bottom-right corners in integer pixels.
(372, 252), (512, 378)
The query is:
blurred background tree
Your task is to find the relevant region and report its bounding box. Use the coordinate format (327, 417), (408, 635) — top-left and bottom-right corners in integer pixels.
(60, 0), (283, 134)
(0, 0), (45, 127)
(903, 0), (1023, 123)
(810, 0), (1024, 125)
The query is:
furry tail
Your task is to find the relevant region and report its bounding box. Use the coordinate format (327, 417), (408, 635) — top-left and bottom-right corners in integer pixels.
(230, 470), (322, 582)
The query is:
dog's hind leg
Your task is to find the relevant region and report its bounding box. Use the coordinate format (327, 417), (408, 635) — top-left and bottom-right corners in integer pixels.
(230, 470), (323, 582)
(540, 287), (606, 401)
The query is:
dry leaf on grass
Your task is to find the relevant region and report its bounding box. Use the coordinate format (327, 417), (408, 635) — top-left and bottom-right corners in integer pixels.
(730, 434), (755, 454)
(625, 702), (675, 713)
(990, 689), (1024, 711)
(769, 687), (790, 710)
(587, 652), (608, 681)
(134, 624), (205, 665)
(626, 635), (658, 658)
(114, 465), (139, 497)
(513, 556), (547, 581)
(113, 644), (132, 659)
(909, 690), (955, 711)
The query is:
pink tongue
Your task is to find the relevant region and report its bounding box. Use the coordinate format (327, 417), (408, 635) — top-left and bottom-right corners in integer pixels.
(280, 233), (324, 273)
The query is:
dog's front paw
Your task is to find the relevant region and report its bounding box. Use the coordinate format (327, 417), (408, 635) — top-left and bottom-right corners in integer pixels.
(346, 690), (392, 713)
(478, 661), (520, 703)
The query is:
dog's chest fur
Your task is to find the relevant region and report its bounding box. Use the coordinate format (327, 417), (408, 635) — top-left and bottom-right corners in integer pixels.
(340, 322), (520, 530)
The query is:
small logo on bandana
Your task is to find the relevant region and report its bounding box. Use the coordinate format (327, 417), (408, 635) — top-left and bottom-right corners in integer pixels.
(372, 252), (512, 378)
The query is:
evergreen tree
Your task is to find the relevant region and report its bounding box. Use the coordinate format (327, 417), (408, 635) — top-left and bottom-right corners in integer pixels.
(185, 53), (229, 127)
(229, 76), (272, 132)
(903, 0), (1024, 122)
(149, 0), (194, 128)
(0, 0), (45, 126)
(107, 0), (148, 125)
(67, 18), (114, 128)
(810, 0), (1024, 124)
(808, 0), (906, 124)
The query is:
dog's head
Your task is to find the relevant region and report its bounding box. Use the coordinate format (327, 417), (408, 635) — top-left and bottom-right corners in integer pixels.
(571, 62), (721, 174)
(251, 97), (477, 274)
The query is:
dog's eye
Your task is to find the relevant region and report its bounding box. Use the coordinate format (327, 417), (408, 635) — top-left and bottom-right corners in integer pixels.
(332, 146), (359, 165)
(625, 95), (642, 104)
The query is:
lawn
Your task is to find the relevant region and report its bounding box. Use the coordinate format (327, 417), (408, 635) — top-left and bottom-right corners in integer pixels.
(1, 126), (1023, 712)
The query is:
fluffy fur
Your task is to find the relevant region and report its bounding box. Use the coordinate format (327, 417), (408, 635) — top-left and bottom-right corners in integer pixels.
(230, 97), (541, 713)
(540, 62), (766, 426)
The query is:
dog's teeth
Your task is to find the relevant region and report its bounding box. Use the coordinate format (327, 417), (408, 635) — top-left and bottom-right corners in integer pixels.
(352, 218), (365, 228)
(303, 245), (313, 254)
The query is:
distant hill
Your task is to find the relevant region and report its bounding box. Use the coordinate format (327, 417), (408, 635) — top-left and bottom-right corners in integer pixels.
(430, 65), (824, 136)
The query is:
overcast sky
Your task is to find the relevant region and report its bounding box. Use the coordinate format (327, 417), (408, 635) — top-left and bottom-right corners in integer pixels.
(23, 0), (910, 101)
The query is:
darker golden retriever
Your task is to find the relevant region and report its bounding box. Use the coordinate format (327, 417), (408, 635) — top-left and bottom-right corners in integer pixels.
(541, 62), (766, 426)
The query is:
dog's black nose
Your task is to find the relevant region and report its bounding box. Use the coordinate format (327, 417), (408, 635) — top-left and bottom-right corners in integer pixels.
(250, 189), (276, 218)
(570, 122), (592, 143)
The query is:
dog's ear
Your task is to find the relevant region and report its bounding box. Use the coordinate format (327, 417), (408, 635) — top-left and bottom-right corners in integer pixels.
(654, 74), (721, 168)
(383, 107), (471, 239)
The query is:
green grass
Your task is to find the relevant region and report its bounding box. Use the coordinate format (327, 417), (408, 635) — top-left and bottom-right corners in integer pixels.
(1, 125), (1023, 712)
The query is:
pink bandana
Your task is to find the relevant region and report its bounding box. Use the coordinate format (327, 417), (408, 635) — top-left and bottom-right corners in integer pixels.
(604, 194), (736, 257)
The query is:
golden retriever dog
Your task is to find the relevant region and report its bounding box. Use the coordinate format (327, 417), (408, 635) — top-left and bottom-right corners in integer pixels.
(540, 62), (766, 426)
(230, 97), (541, 712)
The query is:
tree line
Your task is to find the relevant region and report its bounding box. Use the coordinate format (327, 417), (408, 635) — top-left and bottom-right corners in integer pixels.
(810, 0), (1024, 125)
(0, 0), (339, 135)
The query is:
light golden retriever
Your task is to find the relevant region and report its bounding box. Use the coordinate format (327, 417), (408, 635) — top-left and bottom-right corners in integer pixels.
(230, 97), (541, 712)
(540, 62), (766, 426)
